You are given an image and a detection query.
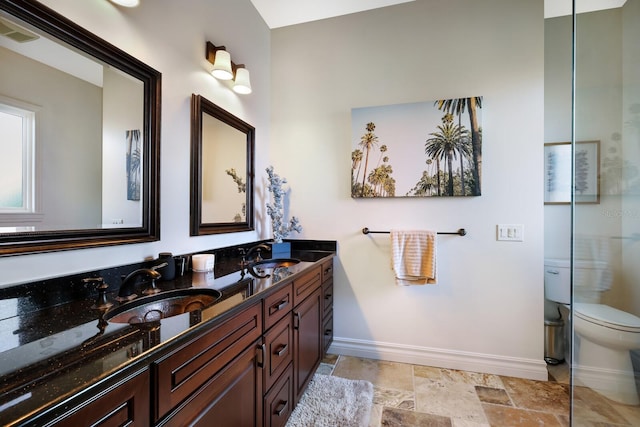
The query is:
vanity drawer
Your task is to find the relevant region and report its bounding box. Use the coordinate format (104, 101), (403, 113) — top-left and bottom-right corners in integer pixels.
(153, 301), (262, 422)
(293, 266), (321, 306)
(54, 369), (149, 427)
(263, 313), (293, 392)
(264, 282), (293, 331)
(321, 259), (333, 283)
(321, 281), (333, 318)
(264, 363), (293, 427)
(323, 312), (334, 355)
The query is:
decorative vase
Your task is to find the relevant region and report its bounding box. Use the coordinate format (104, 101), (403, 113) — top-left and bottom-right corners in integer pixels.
(270, 242), (291, 258)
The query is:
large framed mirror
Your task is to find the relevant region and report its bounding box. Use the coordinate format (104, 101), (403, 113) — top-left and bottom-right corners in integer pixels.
(0, 0), (161, 256)
(190, 94), (254, 235)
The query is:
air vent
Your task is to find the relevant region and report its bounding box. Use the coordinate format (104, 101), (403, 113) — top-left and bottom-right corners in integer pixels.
(0, 17), (39, 43)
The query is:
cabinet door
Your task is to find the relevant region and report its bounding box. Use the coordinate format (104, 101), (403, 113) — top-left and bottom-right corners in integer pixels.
(53, 369), (149, 427)
(293, 287), (322, 404)
(164, 340), (263, 427)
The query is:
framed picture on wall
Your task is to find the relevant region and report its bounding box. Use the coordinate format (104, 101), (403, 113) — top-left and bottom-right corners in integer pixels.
(351, 96), (483, 198)
(544, 141), (600, 204)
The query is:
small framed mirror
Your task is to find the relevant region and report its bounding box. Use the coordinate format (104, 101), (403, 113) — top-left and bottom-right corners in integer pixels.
(190, 94), (254, 235)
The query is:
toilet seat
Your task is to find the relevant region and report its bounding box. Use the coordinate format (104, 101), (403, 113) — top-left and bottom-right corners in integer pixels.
(574, 303), (640, 332)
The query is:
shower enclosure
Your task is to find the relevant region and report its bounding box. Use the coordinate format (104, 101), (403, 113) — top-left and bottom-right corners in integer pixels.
(571, 0), (639, 424)
(545, 0), (640, 424)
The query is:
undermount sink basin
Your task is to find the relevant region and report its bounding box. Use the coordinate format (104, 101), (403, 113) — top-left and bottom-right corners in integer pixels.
(249, 258), (301, 269)
(104, 288), (222, 325)
(247, 258), (300, 279)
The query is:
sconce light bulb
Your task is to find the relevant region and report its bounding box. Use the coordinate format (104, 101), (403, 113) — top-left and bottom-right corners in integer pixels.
(233, 68), (252, 94)
(211, 50), (234, 80)
(109, 0), (140, 7)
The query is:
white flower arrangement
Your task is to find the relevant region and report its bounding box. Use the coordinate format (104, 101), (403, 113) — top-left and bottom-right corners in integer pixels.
(266, 166), (302, 243)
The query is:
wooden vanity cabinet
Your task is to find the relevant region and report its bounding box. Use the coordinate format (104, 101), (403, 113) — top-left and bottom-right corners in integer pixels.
(292, 266), (323, 404)
(45, 257), (333, 427)
(53, 368), (149, 427)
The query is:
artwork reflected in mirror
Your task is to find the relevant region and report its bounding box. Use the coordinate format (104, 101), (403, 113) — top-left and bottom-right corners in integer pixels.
(190, 94), (254, 235)
(0, 0), (160, 256)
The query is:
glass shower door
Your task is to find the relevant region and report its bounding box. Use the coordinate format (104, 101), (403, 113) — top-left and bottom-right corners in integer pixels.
(572, 0), (640, 424)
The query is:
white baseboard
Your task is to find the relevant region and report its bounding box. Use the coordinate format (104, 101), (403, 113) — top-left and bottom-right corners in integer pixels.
(574, 365), (640, 405)
(328, 337), (548, 381)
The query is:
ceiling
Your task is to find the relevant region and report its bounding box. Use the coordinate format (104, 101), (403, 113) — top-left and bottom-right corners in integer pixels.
(250, 0), (628, 29)
(249, 0), (415, 29)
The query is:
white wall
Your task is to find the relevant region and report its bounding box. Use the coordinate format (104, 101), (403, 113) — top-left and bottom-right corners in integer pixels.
(0, 0), (271, 285)
(271, 0), (546, 379)
(0, 46), (102, 230)
(543, 15), (573, 261)
(102, 66), (144, 227)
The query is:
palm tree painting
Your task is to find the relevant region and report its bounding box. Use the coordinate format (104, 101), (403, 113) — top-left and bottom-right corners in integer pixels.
(126, 129), (141, 201)
(351, 97), (482, 198)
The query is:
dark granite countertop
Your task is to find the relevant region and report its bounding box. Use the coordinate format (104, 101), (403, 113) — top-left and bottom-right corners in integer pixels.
(0, 242), (335, 426)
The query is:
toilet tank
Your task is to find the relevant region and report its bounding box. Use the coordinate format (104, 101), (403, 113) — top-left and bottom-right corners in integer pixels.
(544, 258), (611, 304)
(544, 258), (571, 304)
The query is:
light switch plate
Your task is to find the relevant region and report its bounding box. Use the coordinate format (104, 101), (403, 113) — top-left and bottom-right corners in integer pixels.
(497, 224), (524, 241)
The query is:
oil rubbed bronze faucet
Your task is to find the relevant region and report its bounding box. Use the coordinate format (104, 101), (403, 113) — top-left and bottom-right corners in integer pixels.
(117, 268), (161, 302)
(239, 243), (270, 267)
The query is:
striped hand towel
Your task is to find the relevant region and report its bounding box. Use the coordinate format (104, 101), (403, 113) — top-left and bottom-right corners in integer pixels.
(390, 230), (437, 286)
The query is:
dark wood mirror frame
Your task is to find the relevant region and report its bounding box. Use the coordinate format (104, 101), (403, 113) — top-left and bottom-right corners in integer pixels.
(190, 94), (255, 235)
(0, 0), (161, 256)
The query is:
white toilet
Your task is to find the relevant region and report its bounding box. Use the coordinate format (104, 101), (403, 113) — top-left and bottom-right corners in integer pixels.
(544, 258), (640, 405)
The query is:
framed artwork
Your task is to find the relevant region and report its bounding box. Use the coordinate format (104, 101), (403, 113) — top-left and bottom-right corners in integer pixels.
(544, 141), (600, 204)
(351, 97), (483, 198)
(126, 129), (141, 201)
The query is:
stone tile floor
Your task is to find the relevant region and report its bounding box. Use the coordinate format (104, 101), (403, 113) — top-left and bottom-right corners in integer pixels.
(318, 354), (640, 426)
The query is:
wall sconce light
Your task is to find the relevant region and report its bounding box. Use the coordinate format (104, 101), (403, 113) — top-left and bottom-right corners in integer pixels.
(109, 0), (140, 7)
(232, 66), (252, 94)
(210, 47), (233, 80)
(206, 42), (252, 95)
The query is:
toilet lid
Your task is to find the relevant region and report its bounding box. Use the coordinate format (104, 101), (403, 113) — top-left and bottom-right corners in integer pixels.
(574, 303), (640, 331)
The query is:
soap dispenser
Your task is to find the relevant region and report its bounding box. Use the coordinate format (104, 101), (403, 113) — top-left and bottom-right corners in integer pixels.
(156, 252), (176, 281)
